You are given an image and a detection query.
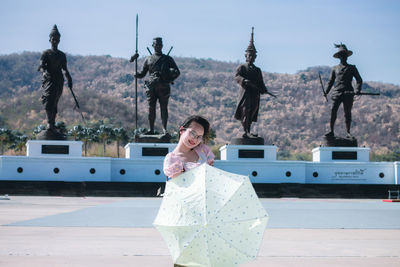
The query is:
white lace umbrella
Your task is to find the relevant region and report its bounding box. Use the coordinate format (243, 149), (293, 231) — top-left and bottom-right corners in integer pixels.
(154, 163), (268, 267)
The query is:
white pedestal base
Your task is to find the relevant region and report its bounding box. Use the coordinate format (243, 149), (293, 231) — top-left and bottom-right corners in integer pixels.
(219, 144), (277, 161)
(26, 140), (83, 157)
(312, 147), (370, 162)
(124, 143), (176, 159)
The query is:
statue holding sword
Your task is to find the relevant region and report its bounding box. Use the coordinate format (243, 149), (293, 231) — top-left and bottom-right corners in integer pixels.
(38, 25), (84, 140)
(234, 27), (276, 140)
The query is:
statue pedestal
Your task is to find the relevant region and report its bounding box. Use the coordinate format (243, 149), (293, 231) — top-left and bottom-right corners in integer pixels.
(125, 143), (176, 159)
(324, 135), (357, 147)
(231, 137), (264, 145)
(26, 140), (83, 157)
(219, 144), (277, 161)
(312, 147), (370, 162)
(36, 129), (66, 140)
(134, 134), (171, 144)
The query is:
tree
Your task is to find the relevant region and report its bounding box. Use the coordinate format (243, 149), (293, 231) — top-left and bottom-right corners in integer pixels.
(80, 127), (97, 157)
(96, 124), (115, 156)
(208, 128), (217, 145)
(0, 128), (12, 154)
(113, 127), (129, 158)
(68, 125), (83, 141)
(9, 130), (28, 154)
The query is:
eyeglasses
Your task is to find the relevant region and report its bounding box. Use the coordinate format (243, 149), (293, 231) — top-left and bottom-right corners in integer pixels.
(184, 128), (203, 141)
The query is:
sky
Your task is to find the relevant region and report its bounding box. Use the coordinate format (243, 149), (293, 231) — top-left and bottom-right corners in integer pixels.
(1, 0), (400, 85)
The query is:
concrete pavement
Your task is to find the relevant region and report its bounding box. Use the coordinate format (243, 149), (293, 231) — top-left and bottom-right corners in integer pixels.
(0, 196), (399, 266)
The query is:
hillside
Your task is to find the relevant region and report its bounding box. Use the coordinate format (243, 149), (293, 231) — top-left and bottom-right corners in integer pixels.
(0, 52), (399, 157)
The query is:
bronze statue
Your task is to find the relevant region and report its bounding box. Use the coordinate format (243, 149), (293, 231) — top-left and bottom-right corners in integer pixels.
(234, 28), (272, 139)
(324, 43), (362, 139)
(38, 25), (73, 140)
(130, 37), (180, 135)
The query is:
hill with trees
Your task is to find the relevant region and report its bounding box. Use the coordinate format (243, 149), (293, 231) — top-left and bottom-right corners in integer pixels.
(0, 52), (399, 160)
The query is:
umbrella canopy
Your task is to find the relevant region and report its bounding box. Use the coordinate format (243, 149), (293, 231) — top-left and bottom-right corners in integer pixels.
(154, 163), (268, 267)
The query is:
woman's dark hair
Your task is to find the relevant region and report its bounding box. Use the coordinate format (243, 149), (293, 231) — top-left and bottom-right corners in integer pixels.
(179, 115), (210, 142)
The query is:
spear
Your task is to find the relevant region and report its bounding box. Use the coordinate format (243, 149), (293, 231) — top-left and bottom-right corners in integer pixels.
(167, 46), (173, 56)
(135, 14), (138, 130)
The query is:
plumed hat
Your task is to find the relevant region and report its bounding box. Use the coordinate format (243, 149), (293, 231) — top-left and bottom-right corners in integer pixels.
(333, 43), (353, 58)
(49, 24), (61, 38)
(245, 27), (257, 54)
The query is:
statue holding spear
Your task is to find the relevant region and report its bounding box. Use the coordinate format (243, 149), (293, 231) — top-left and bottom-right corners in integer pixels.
(130, 33), (180, 137)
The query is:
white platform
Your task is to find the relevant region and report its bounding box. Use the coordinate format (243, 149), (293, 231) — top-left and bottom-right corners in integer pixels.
(312, 147), (370, 162)
(0, 156), (110, 182)
(219, 144), (277, 161)
(26, 140), (83, 157)
(0, 143), (397, 184)
(124, 143), (176, 159)
(305, 161), (394, 184)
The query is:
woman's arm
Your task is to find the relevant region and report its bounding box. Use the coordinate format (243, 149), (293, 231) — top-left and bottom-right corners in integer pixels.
(163, 152), (184, 179)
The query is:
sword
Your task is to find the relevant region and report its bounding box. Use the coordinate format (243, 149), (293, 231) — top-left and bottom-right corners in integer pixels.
(266, 91), (277, 98)
(356, 92), (380, 96)
(318, 72), (328, 102)
(68, 86), (86, 125)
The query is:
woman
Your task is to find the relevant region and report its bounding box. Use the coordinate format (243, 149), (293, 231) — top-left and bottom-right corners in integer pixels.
(163, 115), (214, 179)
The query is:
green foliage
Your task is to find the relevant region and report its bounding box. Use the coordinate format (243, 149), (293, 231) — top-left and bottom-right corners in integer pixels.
(55, 121), (67, 136)
(8, 131), (28, 152)
(299, 73), (307, 83)
(132, 127), (149, 137)
(79, 126), (97, 156)
(277, 150), (312, 161)
(113, 127), (129, 158)
(211, 143), (225, 160)
(0, 128), (28, 154)
(0, 127), (12, 154)
(32, 124), (46, 138)
(68, 125), (84, 141)
(277, 150), (291, 160)
(371, 149), (400, 162)
(207, 128), (216, 145)
(96, 124), (115, 156)
(113, 127), (129, 143)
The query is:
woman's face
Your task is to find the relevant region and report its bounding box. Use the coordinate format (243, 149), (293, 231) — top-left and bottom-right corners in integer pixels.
(180, 121), (205, 149)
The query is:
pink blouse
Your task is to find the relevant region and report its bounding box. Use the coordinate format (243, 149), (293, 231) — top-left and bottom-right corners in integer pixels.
(163, 143), (215, 178)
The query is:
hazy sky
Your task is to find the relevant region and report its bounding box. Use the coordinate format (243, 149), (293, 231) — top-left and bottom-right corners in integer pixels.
(1, 0), (399, 85)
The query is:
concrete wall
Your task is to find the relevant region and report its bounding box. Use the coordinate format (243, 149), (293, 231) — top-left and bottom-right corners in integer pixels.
(0, 142), (398, 184)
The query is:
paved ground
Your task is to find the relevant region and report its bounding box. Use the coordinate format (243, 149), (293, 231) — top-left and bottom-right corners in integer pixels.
(0, 196), (399, 266)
